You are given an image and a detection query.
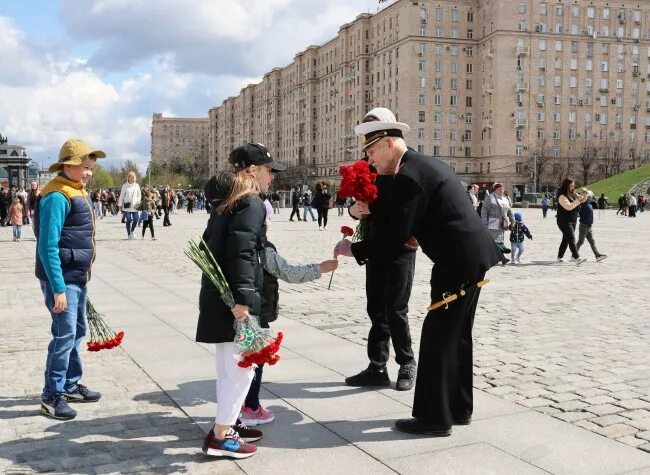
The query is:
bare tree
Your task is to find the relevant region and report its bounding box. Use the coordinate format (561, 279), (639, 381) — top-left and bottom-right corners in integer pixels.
(577, 138), (599, 186)
(527, 139), (554, 192)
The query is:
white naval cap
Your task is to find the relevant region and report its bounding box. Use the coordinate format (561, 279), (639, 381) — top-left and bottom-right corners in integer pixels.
(354, 107), (411, 151)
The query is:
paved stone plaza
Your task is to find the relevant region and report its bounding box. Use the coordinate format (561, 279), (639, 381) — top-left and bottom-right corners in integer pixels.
(1, 207), (649, 473)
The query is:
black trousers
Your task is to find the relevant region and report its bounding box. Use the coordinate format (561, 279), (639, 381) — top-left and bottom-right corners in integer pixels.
(244, 364), (264, 410)
(412, 273), (483, 426)
(317, 208), (329, 227)
(289, 205), (301, 220)
(365, 251), (416, 368)
(557, 219), (579, 259)
(141, 217), (154, 238)
(163, 208), (171, 226)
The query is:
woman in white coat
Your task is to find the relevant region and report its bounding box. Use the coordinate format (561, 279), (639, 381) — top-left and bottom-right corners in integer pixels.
(118, 171), (142, 240)
(481, 182), (514, 264)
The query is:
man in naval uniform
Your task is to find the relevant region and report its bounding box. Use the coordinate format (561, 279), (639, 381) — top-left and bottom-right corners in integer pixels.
(335, 108), (501, 436)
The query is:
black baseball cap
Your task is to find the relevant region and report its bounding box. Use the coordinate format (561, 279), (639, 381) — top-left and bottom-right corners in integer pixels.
(229, 143), (286, 171)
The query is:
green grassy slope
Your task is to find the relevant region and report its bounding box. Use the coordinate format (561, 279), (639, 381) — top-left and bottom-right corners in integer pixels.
(587, 164), (650, 198)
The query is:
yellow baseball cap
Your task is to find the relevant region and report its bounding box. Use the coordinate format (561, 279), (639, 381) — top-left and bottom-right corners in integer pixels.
(49, 139), (106, 172)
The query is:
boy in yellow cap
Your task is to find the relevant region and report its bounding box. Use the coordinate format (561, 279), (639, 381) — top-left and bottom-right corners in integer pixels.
(34, 139), (105, 420)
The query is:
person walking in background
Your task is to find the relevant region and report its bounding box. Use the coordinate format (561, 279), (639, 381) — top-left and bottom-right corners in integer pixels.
(118, 172), (141, 240)
(0, 188), (9, 227)
(597, 193), (608, 219)
(629, 193), (638, 218)
(91, 190), (102, 219)
(616, 194), (625, 216)
(27, 181), (40, 225)
(467, 185), (478, 211)
(556, 178), (588, 264)
(481, 182), (513, 265)
(577, 191), (607, 262)
(140, 189), (156, 240)
(15, 186), (28, 224)
(161, 185), (172, 226)
(541, 194), (549, 218)
(271, 191), (280, 214)
(313, 182), (332, 230)
(639, 194), (647, 212)
(335, 193), (346, 216)
(8, 196), (24, 241)
(509, 212), (533, 264)
(289, 186), (302, 221)
(302, 189), (316, 222)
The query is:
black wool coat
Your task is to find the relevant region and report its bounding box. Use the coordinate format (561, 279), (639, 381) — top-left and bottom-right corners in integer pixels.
(351, 149), (501, 289)
(196, 193), (266, 344)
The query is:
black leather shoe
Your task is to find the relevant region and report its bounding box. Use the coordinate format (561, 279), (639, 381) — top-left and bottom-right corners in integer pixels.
(394, 418), (451, 437)
(345, 365), (390, 387)
(396, 362), (417, 391)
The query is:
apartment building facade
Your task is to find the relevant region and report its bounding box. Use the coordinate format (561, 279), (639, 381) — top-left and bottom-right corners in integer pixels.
(208, 0), (650, 194)
(151, 113), (209, 167)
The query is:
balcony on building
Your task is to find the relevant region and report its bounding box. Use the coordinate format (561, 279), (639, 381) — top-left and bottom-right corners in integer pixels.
(515, 81), (529, 92)
(481, 118), (493, 129)
(483, 47), (495, 58)
(482, 82), (494, 94)
(514, 117), (527, 128)
(514, 45), (529, 55)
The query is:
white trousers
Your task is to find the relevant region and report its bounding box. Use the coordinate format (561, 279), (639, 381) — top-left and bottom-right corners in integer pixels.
(214, 342), (255, 426)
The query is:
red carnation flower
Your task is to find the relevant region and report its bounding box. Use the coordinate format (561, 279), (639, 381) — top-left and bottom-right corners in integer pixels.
(340, 226), (354, 237)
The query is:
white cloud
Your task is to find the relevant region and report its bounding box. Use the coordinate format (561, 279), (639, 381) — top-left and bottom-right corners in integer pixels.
(1, 0), (385, 168)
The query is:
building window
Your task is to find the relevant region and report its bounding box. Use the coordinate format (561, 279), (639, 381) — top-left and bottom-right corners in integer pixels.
(466, 96), (472, 107)
(466, 63), (473, 73)
(417, 145), (425, 153)
(450, 96), (458, 106)
(450, 129), (457, 140)
(518, 2), (526, 14)
(451, 9), (459, 21)
(515, 145), (523, 156)
(451, 28), (459, 38)
(555, 41), (562, 52)
(539, 3), (547, 15)
(433, 145), (441, 156)
(435, 8), (442, 21)
(435, 94), (442, 106)
(450, 146), (457, 156)
(466, 113), (472, 124)
(418, 128), (425, 139)
(435, 28), (443, 37)
(434, 112), (442, 123)
(419, 76), (426, 87)
(466, 79), (472, 90)
(467, 29), (473, 39)
(451, 78), (458, 90)
(587, 6), (594, 19)
(434, 44), (442, 55)
(433, 129), (441, 139)
(450, 45), (458, 56)
(418, 60), (425, 71)
(418, 94), (426, 105)
(467, 11), (474, 22)
(539, 39), (546, 51)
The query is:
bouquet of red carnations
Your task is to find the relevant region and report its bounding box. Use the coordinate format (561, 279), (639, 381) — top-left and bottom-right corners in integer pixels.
(338, 160), (378, 241)
(86, 299), (124, 352)
(185, 238), (282, 368)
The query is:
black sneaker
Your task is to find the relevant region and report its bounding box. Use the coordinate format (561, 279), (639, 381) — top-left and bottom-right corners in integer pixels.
(40, 395), (77, 420)
(345, 364), (390, 387)
(63, 384), (101, 403)
(394, 418), (451, 437)
(396, 362), (417, 391)
(233, 420), (263, 443)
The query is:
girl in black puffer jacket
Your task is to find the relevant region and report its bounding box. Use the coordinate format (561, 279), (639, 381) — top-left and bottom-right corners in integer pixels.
(197, 143), (285, 459)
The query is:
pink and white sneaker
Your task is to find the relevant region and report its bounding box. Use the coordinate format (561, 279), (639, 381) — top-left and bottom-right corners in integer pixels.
(240, 405), (275, 426)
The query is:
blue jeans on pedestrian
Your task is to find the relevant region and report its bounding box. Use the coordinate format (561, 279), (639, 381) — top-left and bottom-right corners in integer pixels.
(303, 205), (315, 221)
(511, 242), (524, 260)
(125, 211), (139, 236)
(40, 280), (87, 399)
(12, 224), (21, 239)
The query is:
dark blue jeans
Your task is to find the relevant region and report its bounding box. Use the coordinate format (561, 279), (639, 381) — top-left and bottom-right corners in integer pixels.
(125, 211), (139, 236)
(40, 280), (87, 398)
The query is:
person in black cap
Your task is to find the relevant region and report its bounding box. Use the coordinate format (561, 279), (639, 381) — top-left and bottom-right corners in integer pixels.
(197, 143), (285, 459)
(335, 109), (501, 437)
(345, 108), (417, 391)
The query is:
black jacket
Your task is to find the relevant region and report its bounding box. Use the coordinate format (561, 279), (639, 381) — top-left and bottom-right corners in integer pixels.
(312, 190), (332, 209)
(196, 174), (266, 344)
(351, 149), (501, 288)
(291, 191), (302, 206)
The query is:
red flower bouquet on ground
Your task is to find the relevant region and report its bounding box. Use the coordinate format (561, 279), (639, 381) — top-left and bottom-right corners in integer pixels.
(86, 300), (125, 352)
(338, 160), (378, 241)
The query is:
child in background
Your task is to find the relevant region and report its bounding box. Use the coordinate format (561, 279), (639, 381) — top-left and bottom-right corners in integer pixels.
(8, 196), (24, 241)
(239, 201), (338, 426)
(509, 212), (533, 264)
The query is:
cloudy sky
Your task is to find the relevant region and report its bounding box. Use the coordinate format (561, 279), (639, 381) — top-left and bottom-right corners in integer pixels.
(1, 0), (381, 170)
